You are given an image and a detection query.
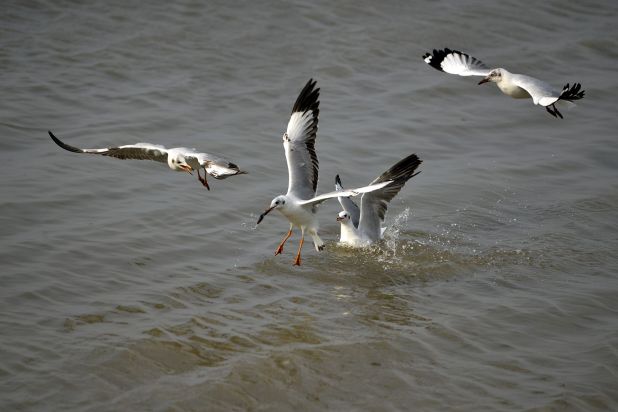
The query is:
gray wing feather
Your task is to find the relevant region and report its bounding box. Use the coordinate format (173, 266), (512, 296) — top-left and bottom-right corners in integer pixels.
(194, 152), (247, 179)
(48, 131), (168, 163)
(284, 79), (320, 199)
(359, 154), (422, 241)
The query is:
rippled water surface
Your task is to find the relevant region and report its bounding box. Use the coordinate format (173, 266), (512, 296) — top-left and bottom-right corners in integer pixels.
(1, 0), (618, 410)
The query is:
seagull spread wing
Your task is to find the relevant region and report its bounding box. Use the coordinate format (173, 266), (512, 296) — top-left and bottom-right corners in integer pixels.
(509, 74), (560, 106)
(423, 48), (491, 77)
(284, 79), (320, 200)
(358, 154), (422, 241)
(335, 174), (360, 228)
(48, 131), (168, 163)
(297, 181), (393, 206)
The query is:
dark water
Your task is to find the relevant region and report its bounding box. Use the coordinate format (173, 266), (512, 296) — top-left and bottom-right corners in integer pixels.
(1, 0), (617, 410)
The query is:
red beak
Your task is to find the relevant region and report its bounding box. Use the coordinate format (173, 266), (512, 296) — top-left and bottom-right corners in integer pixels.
(179, 164), (194, 174)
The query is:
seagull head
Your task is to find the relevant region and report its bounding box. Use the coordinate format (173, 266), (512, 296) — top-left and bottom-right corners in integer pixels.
(336, 211), (351, 224)
(168, 154), (193, 174)
(257, 195), (287, 224)
(479, 68), (503, 85)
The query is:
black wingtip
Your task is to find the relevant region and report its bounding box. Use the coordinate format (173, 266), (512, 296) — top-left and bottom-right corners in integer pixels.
(291, 78), (320, 115)
(423, 47), (486, 75)
(559, 82), (585, 102)
(335, 174), (342, 186)
(48, 130), (83, 153)
(379, 154), (423, 184)
(423, 48), (456, 72)
(290, 79), (320, 194)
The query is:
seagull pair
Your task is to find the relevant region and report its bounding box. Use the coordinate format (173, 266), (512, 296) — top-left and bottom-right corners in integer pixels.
(423, 48), (585, 118)
(256, 79), (422, 265)
(48, 131), (246, 190)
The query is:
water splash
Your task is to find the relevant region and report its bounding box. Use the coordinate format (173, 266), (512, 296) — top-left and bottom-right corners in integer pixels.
(383, 207), (411, 256)
(240, 213), (260, 231)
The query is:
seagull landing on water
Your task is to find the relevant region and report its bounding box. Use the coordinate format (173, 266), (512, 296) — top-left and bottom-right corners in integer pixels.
(422, 48), (585, 118)
(48, 131), (246, 190)
(335, 153), (422, 247)
(256, 79), (393, 266)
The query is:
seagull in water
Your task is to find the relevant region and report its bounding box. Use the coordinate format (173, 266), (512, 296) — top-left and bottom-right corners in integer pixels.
(256, 79), (393, 265)
(335, 154), (422, 247)
(48, 131), (246, 190)
(422, 48), (585, 118)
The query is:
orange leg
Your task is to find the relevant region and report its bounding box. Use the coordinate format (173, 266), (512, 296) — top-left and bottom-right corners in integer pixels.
(293, 235), (305, 266)
(275, 229), (293, 256)
(198, 167), (210, 190)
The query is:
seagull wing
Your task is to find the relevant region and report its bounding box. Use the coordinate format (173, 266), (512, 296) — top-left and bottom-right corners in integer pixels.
(557, 83), (585, 102)
(284, 79), (320, 200)
(48, 131), (168, 163)
(358, 154), (422, 241)
(194, 152), (247, 179)
(297, 181), (393, 206)
(335, 174), (360, 228)
(423, 48), (491, 77)
(509, 74), (560, 106)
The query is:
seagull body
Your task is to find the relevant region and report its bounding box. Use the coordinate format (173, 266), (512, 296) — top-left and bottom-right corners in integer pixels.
(336, 154), (422, 247)
(422, 48), (585, 118)
(257, 79), (392, 265)
(48, 131), (246, 189)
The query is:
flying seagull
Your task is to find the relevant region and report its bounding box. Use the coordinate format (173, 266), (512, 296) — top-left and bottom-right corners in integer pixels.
(48, 131), (246, 190)
(422, 48), (585, 118)
(256, 79), (392, 265)
(335, 153), (422, 247)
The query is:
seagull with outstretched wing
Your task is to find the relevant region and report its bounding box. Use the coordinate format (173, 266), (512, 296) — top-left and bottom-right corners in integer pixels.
(423, 48), (585, 118)
(335, 154), (422, 247)
(256, 79), (392, 265)
(48, 131), (246, 190)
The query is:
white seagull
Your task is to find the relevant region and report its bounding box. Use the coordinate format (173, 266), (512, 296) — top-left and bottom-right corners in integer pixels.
(48, 131), (246, 190)
(422, 48), (585, 118)
(256, 79), (393, 265)
(335, 153), (422, 247)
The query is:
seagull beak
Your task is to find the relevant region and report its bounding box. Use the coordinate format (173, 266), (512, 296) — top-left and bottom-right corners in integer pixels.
(478, 77), (490, 85)
(257, 206), (275, 224)
(179, 164), (193, 174)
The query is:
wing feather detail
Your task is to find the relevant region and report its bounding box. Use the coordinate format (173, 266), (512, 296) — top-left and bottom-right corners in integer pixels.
(359, 154), (422, 240)
(48, 131), (168, 163)
(284, 79), (320, 199)
(423, 48), (490, 77)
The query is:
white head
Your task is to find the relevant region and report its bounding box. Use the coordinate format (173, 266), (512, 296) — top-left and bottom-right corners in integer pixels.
(479, 68), (504, 85)
(257, 195), (288, 224)
(336, 210), (352, 225)
(167, 152), (193, 174)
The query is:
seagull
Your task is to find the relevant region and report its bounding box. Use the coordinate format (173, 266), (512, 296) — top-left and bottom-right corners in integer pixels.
(256, 79), (393, 265)
(48, 131), (246, 190)
(335, 153), (422, 247)
(422, 48), (585, 118)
